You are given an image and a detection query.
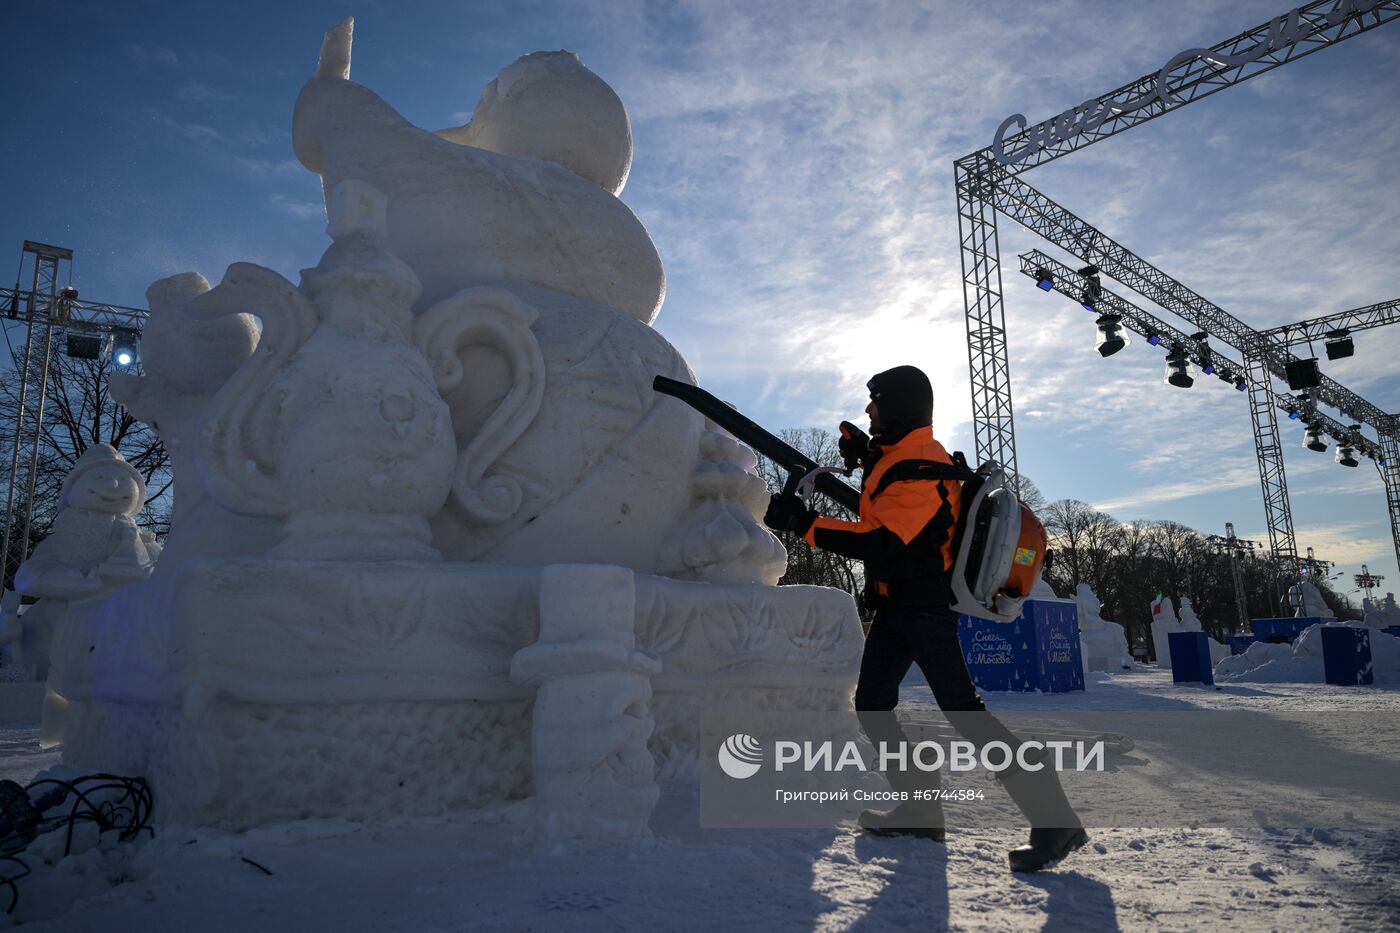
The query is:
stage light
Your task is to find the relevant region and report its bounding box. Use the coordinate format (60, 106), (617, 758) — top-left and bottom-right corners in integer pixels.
(111, 327), (140, 369)
(1324, 328), (1354, 360)
(1287, 407), (1300, 420)
(1335, 443), (1359, 467)
(1202, 363), (1216, 375)
(1303, 423), (1328, 452)
(1164, 345), (1194, 388)
(1285, 357), (1320, 390)
(1094, 313), (1128, 357)
(1080, 281), (1102, 313)
(65, 333), (104, 360)
(1035, 268), (1054, 291)
(1235, 379), (1247, 391)
(1146, 333), (1161, 346)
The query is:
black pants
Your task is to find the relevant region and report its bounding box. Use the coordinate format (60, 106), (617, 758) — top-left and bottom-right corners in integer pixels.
(853, 605), (1077, 828)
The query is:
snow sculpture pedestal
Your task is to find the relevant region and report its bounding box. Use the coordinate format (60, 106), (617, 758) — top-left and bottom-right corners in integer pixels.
(49, 560), (860, 830)
(511, 565), (661, 838)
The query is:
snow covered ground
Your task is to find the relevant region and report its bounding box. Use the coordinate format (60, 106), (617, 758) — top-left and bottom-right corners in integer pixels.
(4, 670), (1398, 932)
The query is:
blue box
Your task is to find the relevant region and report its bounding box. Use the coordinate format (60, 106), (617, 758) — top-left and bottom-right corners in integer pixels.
(958, 614), (1038, 692)
(1168, 631), (1214, 686)
(1251, 617), (1322, 644)
(1026, 599), (1085, 694)
(1229, 635), (1259, 656)
(1320, 626), (1374, 686)
(958, 599), (1084, 694)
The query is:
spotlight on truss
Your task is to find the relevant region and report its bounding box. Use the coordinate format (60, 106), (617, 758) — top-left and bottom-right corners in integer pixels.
(1164, 344), (1194, 388)
(1035, 268), (1054, 291)
(1094, 313), (1128, 357)
(1285, 357), (1320, 390)
(1335, 442), (1359, 467)
(1302, 423), (1328, 452)
(1324, 328), (1354, 360)
(111, 327), (140, 369)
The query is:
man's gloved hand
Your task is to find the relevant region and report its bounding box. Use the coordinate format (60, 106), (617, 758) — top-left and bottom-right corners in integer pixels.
(838, 421), (872, 475)
(764, 492), (817, 535)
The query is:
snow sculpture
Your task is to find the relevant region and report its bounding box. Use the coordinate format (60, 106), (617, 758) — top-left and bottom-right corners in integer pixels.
(1, 446), (158, 679)
(46, 19), (860, 831)
(1177, 596), (1229, 665)
(1074, 584), (1131, 672)
(511, 565), (661, 837)
(187, 180), (457, 560)
(1217, 619), (1400, 685)
(1283, 581), (1335, 619)
(291, 20), (782, 584)
(109, 273), (271, 563)
(1362, 593), (1400, 629)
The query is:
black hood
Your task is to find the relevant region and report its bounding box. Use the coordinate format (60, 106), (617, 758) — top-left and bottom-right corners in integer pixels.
(867, 365), (933, 445)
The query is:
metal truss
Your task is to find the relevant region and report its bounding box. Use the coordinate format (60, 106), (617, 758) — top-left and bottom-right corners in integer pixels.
(956, 162), (1019, 489)
(981, 0), (1399, 173)
(1017, 251), (1296, 571)
(1261, 297), (1400, 345)
(989, 172), (1397, 434)
(1017, 251), (1383, 460)
(1382, 432), (1400, 570)
(1, 286), (147, 332)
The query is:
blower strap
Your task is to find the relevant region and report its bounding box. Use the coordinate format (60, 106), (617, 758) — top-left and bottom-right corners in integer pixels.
(868, 452), (977, 501)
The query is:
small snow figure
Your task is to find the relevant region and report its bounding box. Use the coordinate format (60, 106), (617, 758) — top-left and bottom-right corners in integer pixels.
(2, 445), (159, 679)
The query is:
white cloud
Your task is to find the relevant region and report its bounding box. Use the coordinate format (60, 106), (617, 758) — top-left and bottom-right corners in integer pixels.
(124, 43), (178, 68)
(269, 193), (324, 221)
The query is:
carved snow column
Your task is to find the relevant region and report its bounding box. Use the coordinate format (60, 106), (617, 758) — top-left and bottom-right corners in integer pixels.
(511, 564), (661, 838)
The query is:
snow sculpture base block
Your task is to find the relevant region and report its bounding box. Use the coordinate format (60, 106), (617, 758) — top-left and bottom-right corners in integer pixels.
(1320, 626), (1374, 686)
(1168, 631), (1213, 686)
(48, 560), (860, 829)
(1251, 617), (1321, 644)
(1229, 635), (1259, 656)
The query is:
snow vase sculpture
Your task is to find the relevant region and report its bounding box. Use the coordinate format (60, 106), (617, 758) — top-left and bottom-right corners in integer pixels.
(511, 565), (661, 837)
(188, 180), (456, 560)
(47, 19), (861, 831)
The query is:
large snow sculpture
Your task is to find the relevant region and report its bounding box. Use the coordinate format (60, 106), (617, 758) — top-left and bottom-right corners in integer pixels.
(1283, 581), (1336, 619)
(1075, 584), (1131, 672)
(46, 19), (860, 831)
(291, 20), (782, 584)
(1, 445), (158, 679)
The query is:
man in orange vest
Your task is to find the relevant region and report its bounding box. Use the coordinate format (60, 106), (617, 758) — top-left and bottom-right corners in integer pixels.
(764, 365), (1085, 872)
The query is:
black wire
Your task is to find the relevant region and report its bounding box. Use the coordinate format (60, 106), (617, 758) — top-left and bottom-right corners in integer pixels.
(0, 773), (155, 913)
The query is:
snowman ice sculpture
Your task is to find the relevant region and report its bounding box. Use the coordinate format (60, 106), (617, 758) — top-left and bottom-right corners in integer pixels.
(2, 445), (158, 678)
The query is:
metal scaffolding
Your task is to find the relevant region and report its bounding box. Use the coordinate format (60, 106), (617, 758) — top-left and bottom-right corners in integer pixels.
(954, 0), (1400, 590)
(0, 243), (147, 583)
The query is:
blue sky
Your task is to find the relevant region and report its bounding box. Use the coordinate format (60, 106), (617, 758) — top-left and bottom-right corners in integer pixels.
(3, 1), (1398, 601)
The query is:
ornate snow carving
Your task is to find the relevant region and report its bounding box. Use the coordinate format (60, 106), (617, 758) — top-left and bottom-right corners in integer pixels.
(189, 180), (456, 560)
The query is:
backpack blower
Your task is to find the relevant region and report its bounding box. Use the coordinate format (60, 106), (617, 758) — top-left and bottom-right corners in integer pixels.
(653, 376), (1047, 622)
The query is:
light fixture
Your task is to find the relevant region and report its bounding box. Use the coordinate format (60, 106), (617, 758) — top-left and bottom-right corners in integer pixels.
(1035, 268), (1054, 291)
(1286, 406), (1300, 420)
(1094, 313), (1128, 357)
(1324, 328), (1354, 360)
(1077, 264), (1101, 312)
(1234, 378), (1247, 392)
(1303, 423), (1328, 452)
(1335, 443), (1359, 467)
(65, 333), (104, 360)
(1191, 332), (1214, 375)
(1285, 357), (1320, 390)
(1146, 332), (1161, 346)
(1164, 345), (1194, 388)
(111, 327), (140, 369)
